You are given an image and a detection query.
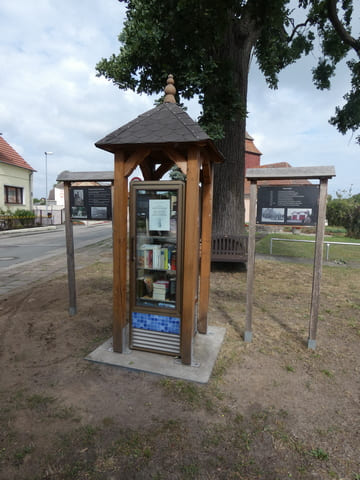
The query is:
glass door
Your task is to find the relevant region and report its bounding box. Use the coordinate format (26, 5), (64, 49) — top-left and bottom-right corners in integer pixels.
(130, 181), (184, 354)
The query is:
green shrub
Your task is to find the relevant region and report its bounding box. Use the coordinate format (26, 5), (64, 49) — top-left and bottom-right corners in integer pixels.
(327, 192), (360, 239)
(13, 209), (35, 227)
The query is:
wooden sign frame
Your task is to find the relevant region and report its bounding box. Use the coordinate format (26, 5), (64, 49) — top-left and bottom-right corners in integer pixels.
(245, 166), (336, 349)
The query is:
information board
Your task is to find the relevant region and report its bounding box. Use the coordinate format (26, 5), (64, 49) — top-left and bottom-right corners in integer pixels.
(256, 185), (319, 225)
(70, 186), (112, 220)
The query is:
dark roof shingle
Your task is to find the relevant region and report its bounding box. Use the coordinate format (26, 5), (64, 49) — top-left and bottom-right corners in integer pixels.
(95, 102), (210, 151)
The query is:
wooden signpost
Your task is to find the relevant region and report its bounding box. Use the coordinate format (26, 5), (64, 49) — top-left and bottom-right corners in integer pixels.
(245, 166), (335, 349)
(56, 170), (114, 316)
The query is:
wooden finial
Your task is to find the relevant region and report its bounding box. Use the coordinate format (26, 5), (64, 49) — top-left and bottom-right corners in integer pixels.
(164, 74), (176, 103)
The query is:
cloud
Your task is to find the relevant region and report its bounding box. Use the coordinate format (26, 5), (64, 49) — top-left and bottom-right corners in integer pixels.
(0, 0), (359, 200)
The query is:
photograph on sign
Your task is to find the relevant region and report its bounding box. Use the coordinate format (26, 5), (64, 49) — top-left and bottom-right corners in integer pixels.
(71, 206), (87, 218)
(73, 189), (84, 206)
(287, 208), (313, 224)
(91, 206), (108, 219)
(257, 185), (319, 226)
(261, 208), (285, 223)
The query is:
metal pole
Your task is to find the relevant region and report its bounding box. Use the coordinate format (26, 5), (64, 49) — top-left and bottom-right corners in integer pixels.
(44, 152), (53, 225)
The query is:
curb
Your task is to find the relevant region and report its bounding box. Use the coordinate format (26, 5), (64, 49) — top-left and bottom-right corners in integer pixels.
(0, 226), (57, 237)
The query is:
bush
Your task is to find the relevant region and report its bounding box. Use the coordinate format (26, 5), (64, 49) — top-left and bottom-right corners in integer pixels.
(327, 192), (360, 238)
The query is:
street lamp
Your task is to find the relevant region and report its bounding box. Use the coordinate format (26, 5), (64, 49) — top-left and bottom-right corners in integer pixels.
(45, 151), (53, 224)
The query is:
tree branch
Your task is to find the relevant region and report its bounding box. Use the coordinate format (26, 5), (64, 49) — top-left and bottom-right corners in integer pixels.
(287, 18), (311, 42)
(327, 0), (360, 57)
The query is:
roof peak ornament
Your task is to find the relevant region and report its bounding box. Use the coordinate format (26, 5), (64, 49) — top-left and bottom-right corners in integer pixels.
(164, 74), (176, 103)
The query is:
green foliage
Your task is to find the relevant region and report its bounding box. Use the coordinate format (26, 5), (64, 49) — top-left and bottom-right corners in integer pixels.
(13, 209), (35, 218)
(97, 0), (359, 142)
(169, 165), (186, 181)
(309, 447), (329, 460)
(327, 191), (360, 238)
(13, 209), (35, 227)
(97, 0), (360, 233)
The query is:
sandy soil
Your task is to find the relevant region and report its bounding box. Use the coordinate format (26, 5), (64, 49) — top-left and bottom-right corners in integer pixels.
(0, 247), (359, 479)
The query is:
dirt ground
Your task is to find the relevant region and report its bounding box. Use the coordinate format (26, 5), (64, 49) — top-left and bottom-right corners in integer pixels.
(0, 245), (359, 480)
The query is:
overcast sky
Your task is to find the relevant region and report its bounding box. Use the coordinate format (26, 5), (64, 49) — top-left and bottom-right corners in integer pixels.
(1, 0), (359, 200)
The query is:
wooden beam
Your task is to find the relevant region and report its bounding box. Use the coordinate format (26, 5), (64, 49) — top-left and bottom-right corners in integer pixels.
(308, 178), (328, 349)
(198, 160), (213, 334)
(201, 154), (212, 185)
(113, 151), (129, 353)
(153, 159), (173, 180)
(246, 166), (336, 181)
(163, 146), (187, 176)
(245, 180), (257, 342)
(181, 146), (201, 364)
(124, 147), (151, 177)
(64, 181), (77, 315)
(140, 159), (154, 180)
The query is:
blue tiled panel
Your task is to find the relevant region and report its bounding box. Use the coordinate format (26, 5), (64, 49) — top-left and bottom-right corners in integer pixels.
(132, 312), (180, 334)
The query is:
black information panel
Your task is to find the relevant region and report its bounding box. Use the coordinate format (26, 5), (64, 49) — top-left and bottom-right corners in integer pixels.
(70, 186), (112, 220)
(257, 185), (319, 225)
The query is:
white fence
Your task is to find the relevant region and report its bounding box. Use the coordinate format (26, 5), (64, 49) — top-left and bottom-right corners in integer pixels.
(33, 206), (65, 226)
(269, 237), (360, 261)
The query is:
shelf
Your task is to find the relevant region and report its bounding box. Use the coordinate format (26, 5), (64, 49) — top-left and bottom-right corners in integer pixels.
(136, 268), (176, 273)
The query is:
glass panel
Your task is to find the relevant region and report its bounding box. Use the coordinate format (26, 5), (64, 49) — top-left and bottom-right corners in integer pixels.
(135, 188), (178, 310)
(5, 186), (22, 204)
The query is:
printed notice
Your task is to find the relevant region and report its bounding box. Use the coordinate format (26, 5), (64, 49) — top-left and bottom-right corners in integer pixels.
(257, 185), (319, 226)
(149, 199), (170, 231)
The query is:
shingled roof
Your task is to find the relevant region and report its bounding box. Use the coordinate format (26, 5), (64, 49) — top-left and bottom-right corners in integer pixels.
(95, 102), (211, 152)
(0, 136), (36, 171)
(95, 74), (223, 163)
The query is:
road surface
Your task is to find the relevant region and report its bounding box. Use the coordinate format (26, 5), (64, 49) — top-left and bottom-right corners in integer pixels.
(0, 223), (113, 296)
(0, 223), (112, 268)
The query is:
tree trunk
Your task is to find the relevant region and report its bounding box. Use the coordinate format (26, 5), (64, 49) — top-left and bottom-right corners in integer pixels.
(212, 14), (260, 236)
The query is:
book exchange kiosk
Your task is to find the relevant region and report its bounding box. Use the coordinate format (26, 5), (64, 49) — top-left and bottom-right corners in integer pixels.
(58, 76), (335, 369)
(94, 75), (223, 366)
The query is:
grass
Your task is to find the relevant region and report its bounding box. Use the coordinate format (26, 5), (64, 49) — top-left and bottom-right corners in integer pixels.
(256, 232), (360, 262)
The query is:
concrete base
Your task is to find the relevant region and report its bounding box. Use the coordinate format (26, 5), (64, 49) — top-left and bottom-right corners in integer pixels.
(85, 325), (226, 384)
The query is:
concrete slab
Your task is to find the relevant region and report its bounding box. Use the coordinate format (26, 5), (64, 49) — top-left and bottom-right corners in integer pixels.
(85, 325), (226, 384)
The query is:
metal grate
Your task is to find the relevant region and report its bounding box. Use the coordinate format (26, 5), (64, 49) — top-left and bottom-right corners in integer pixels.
(131, 328), (180, 354)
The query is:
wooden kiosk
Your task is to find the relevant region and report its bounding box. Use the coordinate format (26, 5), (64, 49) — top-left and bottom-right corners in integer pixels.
(95, 75), (223, 365)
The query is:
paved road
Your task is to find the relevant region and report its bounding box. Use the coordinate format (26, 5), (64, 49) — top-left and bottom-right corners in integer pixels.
(0, 223), (113, 296)
(0, 223), (113, 268)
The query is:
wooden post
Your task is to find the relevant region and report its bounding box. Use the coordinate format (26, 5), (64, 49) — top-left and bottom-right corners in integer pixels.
(64, 181), (77, 316)
(113, 151), (129, 353)
(181, 147), (201, 364)
(245, 180), (257, 342)
(308, 178), (328, 349)
(198, 160), (213, 334)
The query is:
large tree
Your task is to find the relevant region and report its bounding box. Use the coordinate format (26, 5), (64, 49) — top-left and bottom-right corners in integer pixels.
(96, 0), (359, 235)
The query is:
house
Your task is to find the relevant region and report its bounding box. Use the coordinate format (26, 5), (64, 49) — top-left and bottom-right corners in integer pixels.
(0, 136), (36, 212)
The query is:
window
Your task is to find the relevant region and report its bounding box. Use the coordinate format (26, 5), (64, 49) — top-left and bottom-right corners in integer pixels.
(5, 186), (23, 204)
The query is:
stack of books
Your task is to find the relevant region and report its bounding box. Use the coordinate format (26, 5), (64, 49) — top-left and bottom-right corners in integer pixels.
(152, 280), (169, 301)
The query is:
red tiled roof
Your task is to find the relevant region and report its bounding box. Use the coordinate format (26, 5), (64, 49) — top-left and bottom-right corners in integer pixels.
(0, 136), (36, 171)
(259, 162), (311, 186)
(244, 161), (311, 195)
(245, 132), (262, 155)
